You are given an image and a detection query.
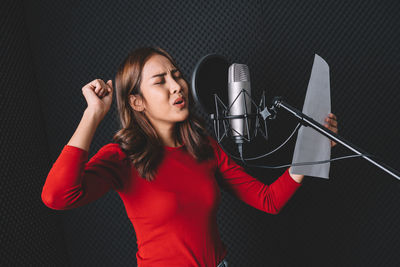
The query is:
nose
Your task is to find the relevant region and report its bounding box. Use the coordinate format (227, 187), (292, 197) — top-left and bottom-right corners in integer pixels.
(169, 77), (183, 95)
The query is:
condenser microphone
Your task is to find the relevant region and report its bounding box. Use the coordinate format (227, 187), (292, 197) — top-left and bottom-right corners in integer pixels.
(228, 63), (252, 144)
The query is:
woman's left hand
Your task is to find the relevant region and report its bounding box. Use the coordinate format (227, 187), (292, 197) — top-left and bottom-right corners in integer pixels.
(323, 113), (338, 147)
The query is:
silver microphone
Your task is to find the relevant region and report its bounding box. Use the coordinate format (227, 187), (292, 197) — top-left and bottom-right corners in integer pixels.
(228, 63), (252, 144)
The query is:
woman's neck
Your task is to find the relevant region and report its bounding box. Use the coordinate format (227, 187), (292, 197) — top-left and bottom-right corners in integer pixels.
(152, 121), (180, 147)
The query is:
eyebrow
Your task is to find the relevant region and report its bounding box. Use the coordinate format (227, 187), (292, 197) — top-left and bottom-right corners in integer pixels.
(150, 69), (179, 79)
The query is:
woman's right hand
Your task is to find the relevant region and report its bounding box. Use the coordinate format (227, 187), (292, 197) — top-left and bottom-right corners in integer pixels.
(82, 79), (114, 119)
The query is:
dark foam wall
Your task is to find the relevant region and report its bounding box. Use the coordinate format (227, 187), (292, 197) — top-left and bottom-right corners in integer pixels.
(0, 0), (69, 266)
(2, 0), (399, 266)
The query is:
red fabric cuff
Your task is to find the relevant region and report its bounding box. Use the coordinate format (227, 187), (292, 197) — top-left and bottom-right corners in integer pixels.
(282, 167), (303, 187)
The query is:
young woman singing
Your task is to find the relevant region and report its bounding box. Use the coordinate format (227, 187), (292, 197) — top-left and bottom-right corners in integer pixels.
(41, 47), (338, 267)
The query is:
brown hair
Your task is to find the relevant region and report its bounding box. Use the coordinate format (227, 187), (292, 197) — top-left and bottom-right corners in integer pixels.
(112, 46), (214, 181)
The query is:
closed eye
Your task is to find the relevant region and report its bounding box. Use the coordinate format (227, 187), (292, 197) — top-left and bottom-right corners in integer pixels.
(154, 79), (165, 85)
(153, 70), (182, 85)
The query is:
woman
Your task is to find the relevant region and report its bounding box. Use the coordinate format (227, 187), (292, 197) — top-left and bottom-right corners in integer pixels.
(41, 47), (338, 267)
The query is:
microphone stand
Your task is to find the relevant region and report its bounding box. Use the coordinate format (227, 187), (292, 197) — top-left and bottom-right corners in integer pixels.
(210, 89), (400, 181)
(269, 96), (400, 181)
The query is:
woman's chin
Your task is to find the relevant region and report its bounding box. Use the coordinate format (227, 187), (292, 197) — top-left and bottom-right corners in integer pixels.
(176, 111), (189, 122)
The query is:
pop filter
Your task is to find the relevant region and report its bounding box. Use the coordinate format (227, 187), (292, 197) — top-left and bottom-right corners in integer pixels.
(191, 54), (230, 114)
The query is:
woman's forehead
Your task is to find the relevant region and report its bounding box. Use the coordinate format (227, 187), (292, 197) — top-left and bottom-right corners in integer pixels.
(142, 54), (176, 78)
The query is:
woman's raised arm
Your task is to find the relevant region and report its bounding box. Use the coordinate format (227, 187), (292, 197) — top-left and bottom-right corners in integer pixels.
(67, 79), (114, 151)
(41, 79), (129, 210)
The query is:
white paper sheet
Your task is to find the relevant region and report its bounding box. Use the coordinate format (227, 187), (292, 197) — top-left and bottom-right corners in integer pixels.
(291, 54), (331, 179)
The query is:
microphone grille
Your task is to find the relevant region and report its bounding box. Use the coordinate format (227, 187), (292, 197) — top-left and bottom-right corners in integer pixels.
(228, 63), (250, 83)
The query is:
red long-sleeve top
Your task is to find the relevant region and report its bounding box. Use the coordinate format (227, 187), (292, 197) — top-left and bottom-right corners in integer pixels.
(41, 136), (302, 267)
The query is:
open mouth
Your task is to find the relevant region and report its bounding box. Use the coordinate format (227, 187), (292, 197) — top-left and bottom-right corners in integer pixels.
(173, 96), (186, 107)
(174, 99), (185, 108)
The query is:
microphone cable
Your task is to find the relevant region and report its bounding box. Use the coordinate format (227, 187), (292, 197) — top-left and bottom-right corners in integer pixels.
(238, 148), (373, 169)
(215, 122), (301, 161)
(215, 123), (375, 169)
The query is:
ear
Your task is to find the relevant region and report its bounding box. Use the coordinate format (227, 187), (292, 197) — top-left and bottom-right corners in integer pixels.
(129, 94), (145, 112)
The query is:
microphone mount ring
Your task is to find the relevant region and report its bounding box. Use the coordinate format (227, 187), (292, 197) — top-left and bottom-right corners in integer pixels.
(210, 89), (269, 143)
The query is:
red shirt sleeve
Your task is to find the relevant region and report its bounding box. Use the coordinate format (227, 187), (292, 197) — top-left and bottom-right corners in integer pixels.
(41, 143), (129, 210)
(209, 136), (302, 214)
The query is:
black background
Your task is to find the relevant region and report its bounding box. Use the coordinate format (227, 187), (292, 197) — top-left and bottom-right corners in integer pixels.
(1, 0), (400, 266)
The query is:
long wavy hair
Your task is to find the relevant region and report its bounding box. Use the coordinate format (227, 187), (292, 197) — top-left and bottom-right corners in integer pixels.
(112, 46), (214, 181)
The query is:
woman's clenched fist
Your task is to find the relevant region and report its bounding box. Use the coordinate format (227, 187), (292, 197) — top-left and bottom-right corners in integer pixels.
(81, 79), (113, 119)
